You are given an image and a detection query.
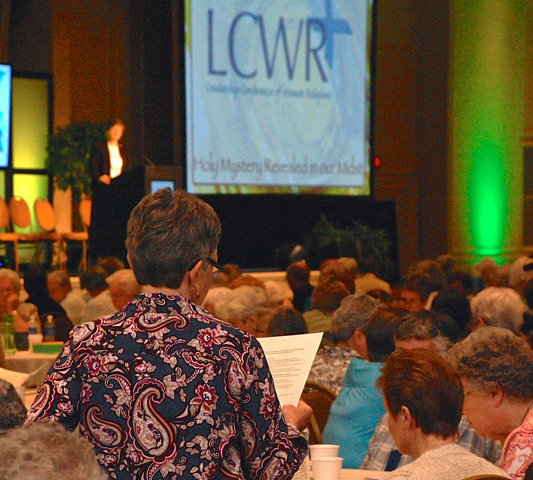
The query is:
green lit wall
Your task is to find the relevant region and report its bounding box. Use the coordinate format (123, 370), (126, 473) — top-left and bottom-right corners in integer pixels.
(10, 77), (50, 263)
(450, 0), (527, 261)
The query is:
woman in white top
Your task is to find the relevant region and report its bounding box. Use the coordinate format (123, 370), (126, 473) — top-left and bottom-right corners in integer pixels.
(379, 348), (509, 480)
(89, 119), (132, 264)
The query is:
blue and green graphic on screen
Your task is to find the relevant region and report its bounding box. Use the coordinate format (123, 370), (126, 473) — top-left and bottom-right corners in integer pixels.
(0, 64), (12, 169)
(185, 0), (374, 195)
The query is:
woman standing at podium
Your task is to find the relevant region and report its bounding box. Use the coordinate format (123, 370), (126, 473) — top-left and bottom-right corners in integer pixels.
(88, 119), (132, 265)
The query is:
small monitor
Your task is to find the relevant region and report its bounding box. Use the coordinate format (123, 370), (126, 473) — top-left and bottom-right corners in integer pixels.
(0, 64), (12, 168)
(151, 179), (176, 194)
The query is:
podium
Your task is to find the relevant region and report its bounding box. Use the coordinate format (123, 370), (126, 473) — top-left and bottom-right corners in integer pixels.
(88, 165), (182, 264)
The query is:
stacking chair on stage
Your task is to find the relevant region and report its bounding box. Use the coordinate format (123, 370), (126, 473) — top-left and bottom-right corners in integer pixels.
(301, 381), (337, 445)
(62, 197), (91, 271)
(33, 197), (66, 269)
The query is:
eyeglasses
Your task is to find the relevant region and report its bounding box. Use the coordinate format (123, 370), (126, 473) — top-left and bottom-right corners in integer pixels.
(0, 287), (16, 295)
(188, 257), (224, 277)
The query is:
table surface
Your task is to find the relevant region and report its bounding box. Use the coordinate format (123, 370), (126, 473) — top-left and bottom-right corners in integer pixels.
(5, 350), (59, 388)
(341, 470), (384, 480)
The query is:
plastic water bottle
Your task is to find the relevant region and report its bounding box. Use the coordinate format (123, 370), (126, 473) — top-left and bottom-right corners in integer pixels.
(28, 312), (43, 347)
(1, 313), (16, 354)
(43, 314), (56, 342)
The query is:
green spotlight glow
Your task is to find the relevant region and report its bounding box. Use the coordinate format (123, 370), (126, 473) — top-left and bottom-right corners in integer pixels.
(450, 0), (526, 259)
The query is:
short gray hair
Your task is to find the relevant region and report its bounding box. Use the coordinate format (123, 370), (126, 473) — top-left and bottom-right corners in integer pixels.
(0, 268), (21, 292)
(508, 256), (533, 291)
(216, 286), (268, 322)
(447, 326), (533, 399)
(470, 287), (527, 334)
(106, 269), (140, 298)
(331, 293), (379, 343)
(0, 422), (108, 480)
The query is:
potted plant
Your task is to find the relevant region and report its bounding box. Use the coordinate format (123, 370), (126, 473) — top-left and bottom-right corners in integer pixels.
(46, 121), (108, 201)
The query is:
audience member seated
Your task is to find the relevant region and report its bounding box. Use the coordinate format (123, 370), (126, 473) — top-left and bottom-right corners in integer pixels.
(263, 280), (292, 306)
(79, 266), (115, 323)
(307, 293), (380, 394)
(0, 422), (108, 480)
(362, 310), (501, 471)
(378, 349), (510, 480)
(286, 260), (314, 313)
(98, 256), (125, 276)
(252, 306), (274, 337)
(0, 378), (26, 434)
(303, 280), (349, 346)
(268, 306), (307, 336)
(106, 269), (141, 310)
(322, 307), (400, 468)
(448, 327), (533, 480)
(474, 257), (508, 292)
(202, 286), (233, 316)
(229, 274), (266, 290)
(318, 258), (356, 294)
(23, 264), (73, 342)
(448, 270), (475, 299)
(0, 268), (36, 346)
(398, 275), (441, 313)
(356, 258), (392, 295)
(216, 285), (269, 334)
(509, 256), (533, 297)
(223, 263), (242, 282)
(431, 289), (472, 340)
(470, 287), (527, 334)
(47, 270), (86, 326)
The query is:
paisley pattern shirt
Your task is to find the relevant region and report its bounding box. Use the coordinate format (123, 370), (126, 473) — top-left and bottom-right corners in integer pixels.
(501, 406), (533, 480)
(25, 293), (306, 480)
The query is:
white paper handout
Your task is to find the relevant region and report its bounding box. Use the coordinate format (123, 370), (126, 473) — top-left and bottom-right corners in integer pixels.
(257, 332), (323, 406)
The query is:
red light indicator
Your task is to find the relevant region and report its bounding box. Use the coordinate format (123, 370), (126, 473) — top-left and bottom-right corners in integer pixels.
(373, 156), (381, 168)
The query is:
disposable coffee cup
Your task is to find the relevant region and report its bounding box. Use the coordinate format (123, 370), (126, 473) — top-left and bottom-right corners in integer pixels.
(311, 456), (343, 480)
(309, 444), (340, 459)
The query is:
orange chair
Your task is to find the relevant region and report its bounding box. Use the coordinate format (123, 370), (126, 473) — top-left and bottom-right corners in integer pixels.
(33, 197), (66, 269)
(62, 197), (91, 271)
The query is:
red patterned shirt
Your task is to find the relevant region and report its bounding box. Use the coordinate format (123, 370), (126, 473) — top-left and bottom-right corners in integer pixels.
(25, 293), (305, 480)
(501, 405), (533, 480)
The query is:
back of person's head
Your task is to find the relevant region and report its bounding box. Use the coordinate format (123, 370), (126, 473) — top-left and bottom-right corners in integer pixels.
(98, 256), (125, 276)
(447, 326), (533, 399)
(126, 188), (221, 289)
(365, 307), (406, 362)
(23, 264), (49, 297)
(263, 280), (291, 306)
(338, 257), (359, 279)
(431, 289), (472, 340)
(47, 270), (72, 304)
(318, 260), (355, 294)
(407, 259), (446, 293)
(378, 348), (463, 438)
(524, 277), (533, 310)
(508, 256), (533, 293)
(202, 287), (233, 315)
(331, 293), (380, 344)
(80, 266), (109, 294)
(311, 280), (350, 313)
(286, 261), (311, 289)
(448, 270), (475, 297)
(106, 269), (140, 309)
(229, 274), (265, 290)
(268, 306), (307, 336)
(0, 268), (22, 293)
(395, 310), (458, 354)
(223, 263), (242, 282)
(0, 422), (108, 480)
(436, 254), (454, 283)
(216, 286), (268, 330)
(470, 286), (527, 334)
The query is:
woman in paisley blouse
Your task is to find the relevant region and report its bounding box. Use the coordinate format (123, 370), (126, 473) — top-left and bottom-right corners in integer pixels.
(26, 188), (312, 480)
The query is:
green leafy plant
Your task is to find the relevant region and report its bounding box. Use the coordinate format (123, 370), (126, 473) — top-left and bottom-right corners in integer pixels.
(47, 121), (108, 201)
(304, 214), (394, 281)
